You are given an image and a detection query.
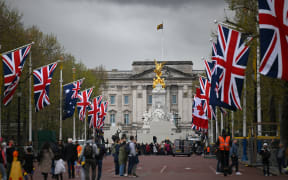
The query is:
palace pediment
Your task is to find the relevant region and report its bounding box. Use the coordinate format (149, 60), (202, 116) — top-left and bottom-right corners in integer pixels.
(130, 66), (194, 80)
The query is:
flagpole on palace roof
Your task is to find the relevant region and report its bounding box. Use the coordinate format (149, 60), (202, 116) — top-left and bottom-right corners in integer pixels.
(0, 42), (34, 55)
(59, 57), (63, 141)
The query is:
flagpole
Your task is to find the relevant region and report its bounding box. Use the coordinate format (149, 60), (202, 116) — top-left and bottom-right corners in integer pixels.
(59, 57), (63, 141)
(161, 21), (164, 61)
(215, 108), (218, 138)
(256, 40), (262, 136)
(72, 67), (76, 141)
(211, 108), (214, 143)
(0, 42), (34, 55)
(231, 111), (234, 138)
(243, 77), (247, 137)
(0, 46), (2, 138)
(28, 49), (33, 142)
(84, 113), (87, 142)
(221, 111), (223, 131)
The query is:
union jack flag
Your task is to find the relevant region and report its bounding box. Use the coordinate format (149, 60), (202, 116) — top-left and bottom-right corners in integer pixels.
(204, 60), (216, 82)
(33, 62), (58, 111)
(97, 101), (108, 129)
(63, 78), (84, 119)
(88, 96), (102, 128)
(1, 45), (31, 105)
(191, 88), (208, 132)
(211, 24), (252, 110)
(258, 0), (288, 80)
(77, 88), (93, 121)
(199, 76), (215, 120)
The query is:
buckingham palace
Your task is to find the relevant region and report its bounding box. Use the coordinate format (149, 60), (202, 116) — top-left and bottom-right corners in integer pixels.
(100, 61), (204, 141)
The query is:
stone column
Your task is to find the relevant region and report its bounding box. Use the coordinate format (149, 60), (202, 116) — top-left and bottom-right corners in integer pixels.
(166, 85), (170, 111)
(178, 85), (183, 123)
(132, 85), (137, 124)
(142, 85), (147, 114)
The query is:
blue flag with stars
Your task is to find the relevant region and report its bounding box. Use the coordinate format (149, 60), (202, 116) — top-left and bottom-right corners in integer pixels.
(63, 79), (84, 119)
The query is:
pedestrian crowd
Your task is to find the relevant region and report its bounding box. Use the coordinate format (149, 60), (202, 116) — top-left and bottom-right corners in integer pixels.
(0, 136), (107, 180)
(214, 129), (288, 176)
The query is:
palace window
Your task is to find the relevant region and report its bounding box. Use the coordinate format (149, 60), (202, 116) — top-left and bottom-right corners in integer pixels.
(124, 95), (129, 105)
(172, 95), (177, 104)
(148, 95), (152, 104)
(124, 113), (129, 125)
(110, 95), (115, 105)
(110, 114), (115, 124)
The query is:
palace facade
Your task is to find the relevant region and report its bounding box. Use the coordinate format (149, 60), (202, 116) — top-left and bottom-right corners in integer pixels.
(100, 61), (204, 138)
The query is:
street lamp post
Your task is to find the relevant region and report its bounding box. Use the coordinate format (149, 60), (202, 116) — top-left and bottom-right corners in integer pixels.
(132, 124), (138, 141)
(173, 112), (181, 133)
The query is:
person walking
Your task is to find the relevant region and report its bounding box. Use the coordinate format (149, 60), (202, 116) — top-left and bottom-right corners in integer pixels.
(260, 143), (271, 176)
(81, 138), (98, 180)
(39, 142), (54, 180)
(216, 129), (231, 176)
(54, 141), (65, 180)
(276, 143), (286, 175)
(23, 147), (34, 180)
(95, 140), (106, 180)
(127, 136), (136, 177)
(118, 136), (128, 177)
(229, 140), (242, 175)
(6, 139), (15, 176)
(215, 147), (222, 174)
(112, 137), (120, 176)
(64, 138), (77, 179)
(75, 141), (82, 178)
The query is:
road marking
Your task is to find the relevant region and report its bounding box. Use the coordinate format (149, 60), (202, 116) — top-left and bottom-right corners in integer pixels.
(209, 166), (216, 173)
(185, 167), (191, 170)
(160, 165), (167, 173)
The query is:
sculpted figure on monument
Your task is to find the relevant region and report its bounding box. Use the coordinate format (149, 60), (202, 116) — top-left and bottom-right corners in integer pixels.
(142, 111), (151, 128)
(153, 59), (166, 89)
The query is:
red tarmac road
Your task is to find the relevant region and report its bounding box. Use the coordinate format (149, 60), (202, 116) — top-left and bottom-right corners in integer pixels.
(32, 155), (287, 180)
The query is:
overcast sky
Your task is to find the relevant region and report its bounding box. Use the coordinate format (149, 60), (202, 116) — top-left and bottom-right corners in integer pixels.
(8, 0), (231, 71)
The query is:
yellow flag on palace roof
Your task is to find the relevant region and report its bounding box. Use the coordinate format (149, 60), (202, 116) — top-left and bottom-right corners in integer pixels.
(157, 23), (163, 30)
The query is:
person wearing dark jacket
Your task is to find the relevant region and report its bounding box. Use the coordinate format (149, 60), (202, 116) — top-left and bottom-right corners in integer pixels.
(276, 143), (286, 175)
(95, 142), (106, 180)
(54, 141), (65, 180)
(6, 140), (15, 176)
(112, 137), (120, 176)
(260, 143), (271, 176)
(64, 138), (77, 179)
(0, 143), (7, 180)
(229, 140), (242, 175)
(23, 147), (34, 180)
(119, 136), (128, 176)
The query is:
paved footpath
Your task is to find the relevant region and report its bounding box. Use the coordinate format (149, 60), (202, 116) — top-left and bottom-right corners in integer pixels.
(32, 155), (288, 180)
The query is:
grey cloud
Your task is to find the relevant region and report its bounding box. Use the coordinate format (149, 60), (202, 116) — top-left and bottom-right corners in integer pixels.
(65, 0), (224, 8)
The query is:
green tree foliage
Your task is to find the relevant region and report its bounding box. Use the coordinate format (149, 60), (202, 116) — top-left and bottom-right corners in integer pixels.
(225, 0), (288, 145)
(0, 1), (107, 145)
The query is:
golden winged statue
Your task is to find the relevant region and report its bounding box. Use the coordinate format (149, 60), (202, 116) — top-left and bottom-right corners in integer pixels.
(153, 59), (166, 89)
